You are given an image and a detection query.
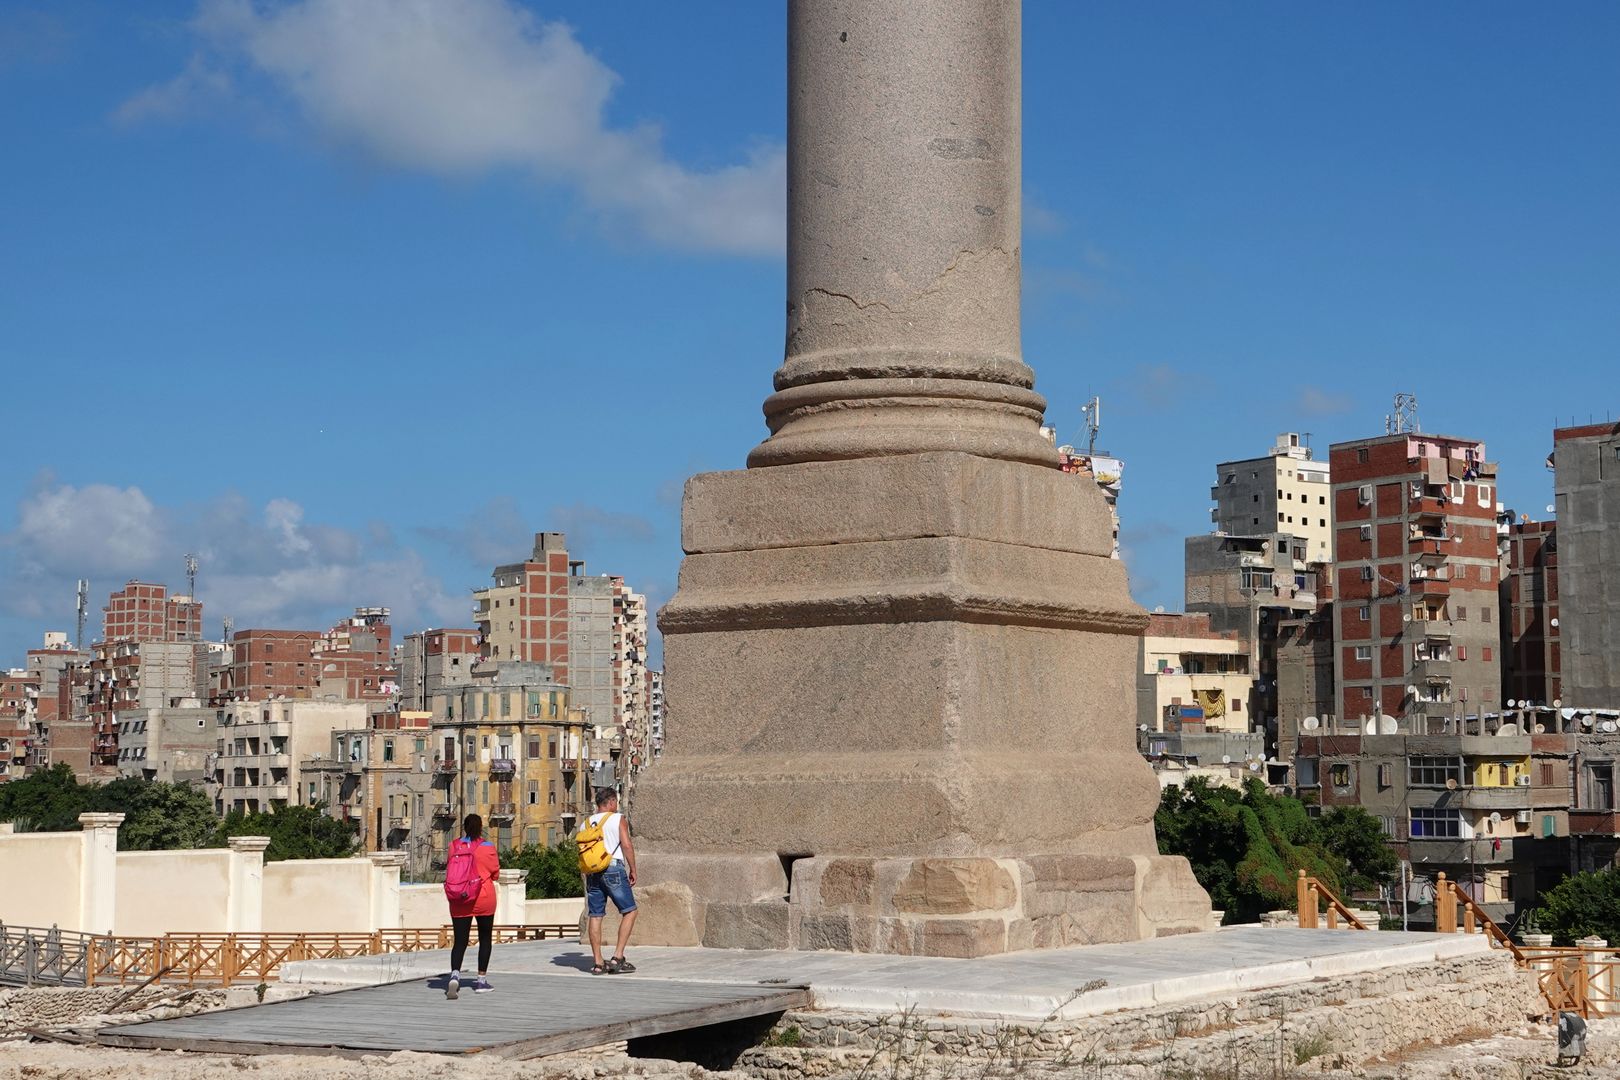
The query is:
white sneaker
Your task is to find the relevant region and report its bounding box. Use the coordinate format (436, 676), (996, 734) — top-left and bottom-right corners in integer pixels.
(446, 973), (460, 1000)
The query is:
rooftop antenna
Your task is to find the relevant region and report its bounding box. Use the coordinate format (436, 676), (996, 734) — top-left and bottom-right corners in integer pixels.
(1385, 393), (1420, 435)
(222, 616), (234, 642)
(185, 553), (199, 598)
(75, 579), (89, 651)
(1082, 396), (1101, 456)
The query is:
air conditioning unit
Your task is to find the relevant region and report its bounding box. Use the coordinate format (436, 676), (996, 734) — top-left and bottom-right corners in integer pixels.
(1515, 810), (1532, 826)
(1515, 775), (1531, 787)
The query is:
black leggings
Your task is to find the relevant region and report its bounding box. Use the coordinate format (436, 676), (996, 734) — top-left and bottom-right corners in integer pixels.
(451, 914), (494, 974)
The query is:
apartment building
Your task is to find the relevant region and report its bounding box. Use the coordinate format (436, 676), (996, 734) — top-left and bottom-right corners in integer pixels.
(646, 668), (665, 757)
(1502, 520), (1561, 707)
(1570, 722), (1620, 873)
(215, 629), (322, 702)
(102, 581), (201, 644)
(1212, 433), (1333, 564)
(1329, 432), (1503, 731)
(427, 662), (590, 863)
(1136, 613), (1254, 734)
(1185, 532), (1319, 734)
(208, 699), (367, 814)
(1275, 603), (1335, 765)
(301, 710), (437, 878)
(115, 706), (218, 783)
(1296, 709), (1576, 918)
(85, 640), (210, 767)
(473, 532), (572, 678)
(398, 628), (480, 711)
(311, 607), (396, 705)
(1, 670), (29, 781)
(1552, 421), (1620, 706)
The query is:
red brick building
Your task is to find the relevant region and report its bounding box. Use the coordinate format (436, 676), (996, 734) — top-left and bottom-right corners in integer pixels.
(102, 581), (202, 644)
(473, 532), (571, 683)
(1503, 520), (1560, 707)
(1329, 433), (1503, 729)
(217, 629), (322, 702)
(311, 608), (396, 703)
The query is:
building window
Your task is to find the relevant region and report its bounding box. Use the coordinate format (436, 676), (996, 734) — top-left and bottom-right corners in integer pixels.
(1354, 646), (1371, 661)
(383, 739), (395, 763)
(1481, 607), (1491, 624)
(528, 737), (541, 758)
(1410, 807), (1466, 839)
(1458, 646), (1467, 661)
(1456, 607), (1467, 621)
(1359, 525), (1372, 541)
(1540, 762), (1555, 787)
(1358, 605), (1370, 621)
(1409, 755), (1464, 788)
(1360, 566), (1374, 581)
(1330, 763), (1351, 787)
(1357, 484), (1372, 504)
(1483, 647), (1493, 662)
(1378, 763), (1393, 788)
(527, 780), (538, 805)
(1357, 449), (1369, 464)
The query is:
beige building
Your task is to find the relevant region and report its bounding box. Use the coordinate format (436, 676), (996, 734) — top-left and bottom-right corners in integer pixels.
(209, 699), (368, 814)
(302, 711), (439, 880)
(115, 706), (218, 783)
(1137, 613), (1255, 734)
(1211, 432), (1333, 564)
(428, 662), (591, 864)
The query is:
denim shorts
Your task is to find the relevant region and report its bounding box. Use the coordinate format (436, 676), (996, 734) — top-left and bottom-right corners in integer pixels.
(586, 862), (636, 917)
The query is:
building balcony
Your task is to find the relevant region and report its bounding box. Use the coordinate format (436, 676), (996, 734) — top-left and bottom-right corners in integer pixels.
(1459, 786), (1532, 811)
(1408, 575), (1452, 597)
(431, 803), (456, 825)
(1569, 810), (1620, 836)
(488, 802), (516, 824)
(489, 757), (516, 777)
(388, 815), (411, 832)
(560, 758), (576, 772)
(434, 757), (459, 774)
(1412, 657), (1452, 678)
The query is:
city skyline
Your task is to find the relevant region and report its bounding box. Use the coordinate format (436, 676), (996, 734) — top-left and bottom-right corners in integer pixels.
(3, 1), (1617, 661)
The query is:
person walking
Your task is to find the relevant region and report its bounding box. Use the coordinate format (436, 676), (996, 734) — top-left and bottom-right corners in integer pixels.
(444, 812), (500, 998)
(584, 787), (638, 975)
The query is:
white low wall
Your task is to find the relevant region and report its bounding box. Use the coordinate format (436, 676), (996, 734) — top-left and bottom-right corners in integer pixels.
(263, 858), (394, 933)
(0, 827), (85, 931)
(115, 850), (232, 936)
(527, 897), (584, 924)
(398, 885), (582, 928)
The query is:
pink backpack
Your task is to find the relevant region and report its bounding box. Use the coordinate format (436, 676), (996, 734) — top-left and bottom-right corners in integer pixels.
(443, 837), (483, 904)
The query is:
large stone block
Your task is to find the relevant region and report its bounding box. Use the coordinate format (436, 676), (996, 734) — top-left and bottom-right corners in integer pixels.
(584, 881), (701, 949)
(892, 858), (1018, 916)
(702, 901), (791, 951)
(920, 917), (1008, 959)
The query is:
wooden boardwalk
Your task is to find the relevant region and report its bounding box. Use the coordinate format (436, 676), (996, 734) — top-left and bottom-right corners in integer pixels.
(97, 973), (810, 1059)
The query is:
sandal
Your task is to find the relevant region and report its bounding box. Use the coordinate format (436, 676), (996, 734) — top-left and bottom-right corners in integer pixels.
(590, 963), (608, 975)
(608, 957), (636, 974)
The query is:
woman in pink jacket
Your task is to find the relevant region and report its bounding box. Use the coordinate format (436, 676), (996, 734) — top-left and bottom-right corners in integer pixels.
(445, 813), (501, 998)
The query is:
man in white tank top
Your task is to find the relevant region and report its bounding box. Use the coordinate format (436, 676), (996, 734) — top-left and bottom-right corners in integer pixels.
(584, 787), (638, 974)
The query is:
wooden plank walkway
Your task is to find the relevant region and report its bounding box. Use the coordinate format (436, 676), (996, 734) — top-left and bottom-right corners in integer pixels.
(97, 973), (810, 1059)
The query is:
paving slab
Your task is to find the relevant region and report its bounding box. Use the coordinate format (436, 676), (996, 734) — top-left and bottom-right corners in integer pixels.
(282, 926), (1495, 1020)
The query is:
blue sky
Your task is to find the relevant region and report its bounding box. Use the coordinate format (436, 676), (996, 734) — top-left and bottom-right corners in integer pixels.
(1, 1), (1616, 665)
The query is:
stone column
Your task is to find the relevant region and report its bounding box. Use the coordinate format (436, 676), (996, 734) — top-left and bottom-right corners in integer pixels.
(633, 0), (1210, 957)
(226, 836), (271, 933)
(366, 851), (407, 931)
(752, 0), (1052, 470)
(495, 869), (529, 925)
(77, 812), (124, 935)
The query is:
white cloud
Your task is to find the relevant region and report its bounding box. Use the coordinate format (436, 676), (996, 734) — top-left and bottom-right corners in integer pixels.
(118, 0), (785, 256)
(0, 481), (464, 641)
(1297, 386), (1355, 416)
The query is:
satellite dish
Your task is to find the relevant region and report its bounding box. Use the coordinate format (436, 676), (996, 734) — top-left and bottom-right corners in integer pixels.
(1489, 812), (1503, 824)
(1222, 755), (1232, 764)
(1446, 778), (1459, 790)
(1364, 719), (1378, 735)
(1546, 504), (1555, 514)
(1554, 699), (1564, 709)
(1605, 720), (1619, 734)
(1582, 715), (1595, 728)
(1551, 618), (1559, 628)
(1506, 699), (1518, 709)
(1407, 685), (1420, 696)
(1534, 724), (1546, 734)
(1249, 761), (1262, 772)
(1302, 716), (1320, 730)
(1139, 724), (1150, 732)
(1497, 723), (1520, 736)
(1403, 613), (1413, 623)
(1379, 715), (1398, 734)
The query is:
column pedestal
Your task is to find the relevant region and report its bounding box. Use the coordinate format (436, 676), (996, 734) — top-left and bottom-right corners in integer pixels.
(633, 453), (1210, 955)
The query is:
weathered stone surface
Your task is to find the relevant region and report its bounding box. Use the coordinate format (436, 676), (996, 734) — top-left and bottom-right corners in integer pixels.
(920, 917), (1008, 959)
(585, 881), (701, 949)
(1132, 855), (1216, 938)
(799, 913), (876, 953)
(815, 858), (877, 909)
(701, 901), (790, 951)
(893, 859), (1017, 916)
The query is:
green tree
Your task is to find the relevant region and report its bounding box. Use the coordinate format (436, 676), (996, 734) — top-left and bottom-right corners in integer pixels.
(1532, 866), (1620, 945)
(499, 842), (585, 899)
(215, 803), (359, 862)
(1316, 805), (1399, 896)
(88, 777), (220, 851)
(1156, 778), (1395, 924)
(0, 762), (92, 831)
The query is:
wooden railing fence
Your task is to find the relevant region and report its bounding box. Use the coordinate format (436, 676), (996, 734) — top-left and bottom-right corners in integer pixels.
(0, 922), (576, 988)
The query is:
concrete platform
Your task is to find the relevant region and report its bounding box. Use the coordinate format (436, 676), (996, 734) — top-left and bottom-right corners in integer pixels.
(283, 926), (1493, 1021)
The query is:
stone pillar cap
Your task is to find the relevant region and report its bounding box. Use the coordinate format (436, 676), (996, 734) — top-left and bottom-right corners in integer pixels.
(367, 851), (407, 868)
(497, 868), (529, 883)
(226, 836), (272, 853)
(78, 812), (126, 829)
(1576, 936), (1609, 947)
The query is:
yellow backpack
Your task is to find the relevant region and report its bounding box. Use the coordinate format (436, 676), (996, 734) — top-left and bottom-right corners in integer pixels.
(576, 814), (613, 874)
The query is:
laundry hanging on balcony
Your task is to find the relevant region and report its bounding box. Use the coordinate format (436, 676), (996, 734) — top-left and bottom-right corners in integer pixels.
(1193, 688), (1226, 720)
